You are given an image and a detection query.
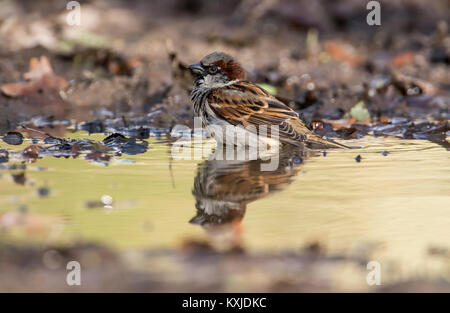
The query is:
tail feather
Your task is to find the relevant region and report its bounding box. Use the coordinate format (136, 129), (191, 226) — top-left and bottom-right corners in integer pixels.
(305, 133), (352, 149)
(290, 118), (355, 149)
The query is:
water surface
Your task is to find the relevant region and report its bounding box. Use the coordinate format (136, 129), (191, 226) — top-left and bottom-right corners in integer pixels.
(1, 132), (449, 282)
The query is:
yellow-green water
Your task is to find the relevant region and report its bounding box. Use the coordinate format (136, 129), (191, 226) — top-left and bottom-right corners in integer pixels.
(1, 132), (449, 282)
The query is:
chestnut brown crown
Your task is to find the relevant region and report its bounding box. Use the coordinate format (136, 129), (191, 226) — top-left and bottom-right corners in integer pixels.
(189, 52), (245, 82)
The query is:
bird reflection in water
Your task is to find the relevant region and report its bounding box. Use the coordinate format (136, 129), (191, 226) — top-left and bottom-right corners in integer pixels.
(190, 146), (315, 248)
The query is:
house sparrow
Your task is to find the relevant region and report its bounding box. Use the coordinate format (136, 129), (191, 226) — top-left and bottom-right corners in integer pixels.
(189, 52), (348, 149)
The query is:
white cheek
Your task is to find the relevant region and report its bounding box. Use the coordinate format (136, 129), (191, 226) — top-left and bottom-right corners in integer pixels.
(201, 74), (232, 88)
(203, 74), (215, 87)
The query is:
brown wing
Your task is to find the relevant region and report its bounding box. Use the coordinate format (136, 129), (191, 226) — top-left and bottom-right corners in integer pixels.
(207, 81), (311, 146)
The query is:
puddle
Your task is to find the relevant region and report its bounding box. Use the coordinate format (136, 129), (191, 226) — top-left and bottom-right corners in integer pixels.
(0, 131), (449, 283)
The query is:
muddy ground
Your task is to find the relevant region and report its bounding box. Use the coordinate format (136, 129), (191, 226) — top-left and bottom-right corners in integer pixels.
(0, 0), (449, 292)
(1, 242), (449, 292)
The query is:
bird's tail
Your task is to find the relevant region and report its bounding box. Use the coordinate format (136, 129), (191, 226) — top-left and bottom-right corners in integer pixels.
(305, 133), (352, 149)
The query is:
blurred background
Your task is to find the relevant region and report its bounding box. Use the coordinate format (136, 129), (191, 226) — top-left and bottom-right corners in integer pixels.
(0, 0), (448, 131)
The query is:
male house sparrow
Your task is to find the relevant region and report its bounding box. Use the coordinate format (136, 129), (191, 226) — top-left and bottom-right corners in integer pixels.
(189, 52), (348, 149)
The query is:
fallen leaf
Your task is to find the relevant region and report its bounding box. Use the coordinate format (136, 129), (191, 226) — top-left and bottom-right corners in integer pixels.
(0, 56), (68, 97)
(350, 101), (371, 122)
(390, 68), (436, 95)
(22, 144), (43, 162)
(324, 41), (361, 66)
(320, 118), (357, 129)
(390, 52), (415, 68)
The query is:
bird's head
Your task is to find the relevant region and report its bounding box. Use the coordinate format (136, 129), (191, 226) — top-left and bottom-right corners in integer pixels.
(189, 52), (245, 87)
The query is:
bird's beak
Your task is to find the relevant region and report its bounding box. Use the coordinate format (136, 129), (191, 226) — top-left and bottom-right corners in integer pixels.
(189, 214), (206, 225)
(188, 63), (205, 75)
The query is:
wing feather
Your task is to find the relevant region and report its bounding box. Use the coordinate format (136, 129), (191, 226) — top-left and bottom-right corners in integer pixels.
(207, 81), (309, 145)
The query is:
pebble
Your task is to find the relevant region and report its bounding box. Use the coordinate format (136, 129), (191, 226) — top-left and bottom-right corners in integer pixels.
(2, 132), (24, 145)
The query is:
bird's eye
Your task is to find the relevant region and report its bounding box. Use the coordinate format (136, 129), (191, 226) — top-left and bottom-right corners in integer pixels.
(208, 65), (218, 74)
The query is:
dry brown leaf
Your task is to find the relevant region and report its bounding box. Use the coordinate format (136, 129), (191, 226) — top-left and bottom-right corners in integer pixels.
(0, 82), (35, 97)
(389, 52), (415, 68)
(324, 41), (361, 66)
(25, 55), (53, 80)
(319, 118), (358, 129)
(390, 68), (436, 95)
(0, 56), (68, 97)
